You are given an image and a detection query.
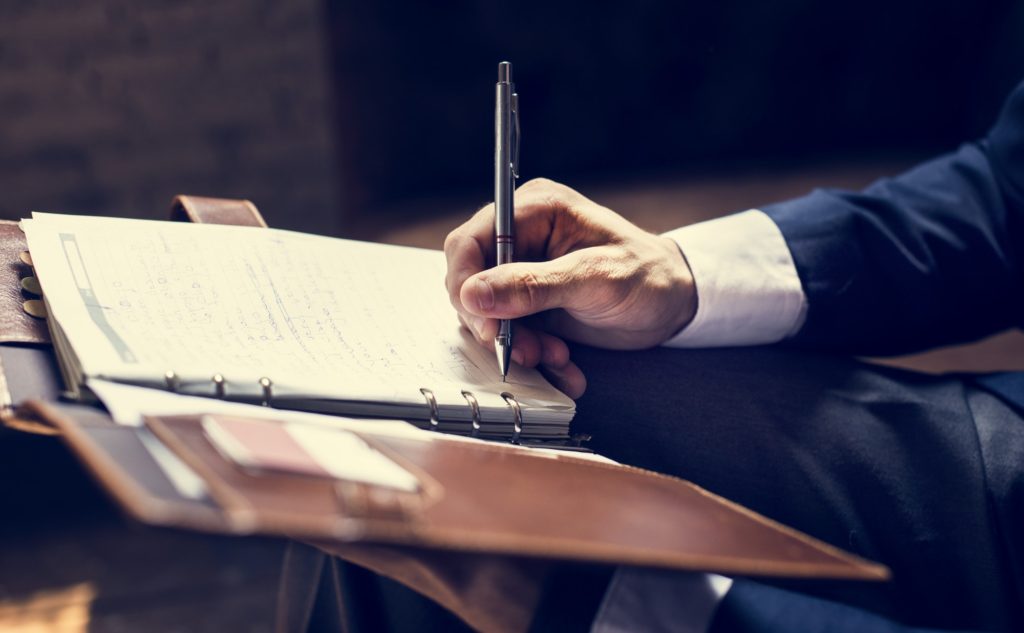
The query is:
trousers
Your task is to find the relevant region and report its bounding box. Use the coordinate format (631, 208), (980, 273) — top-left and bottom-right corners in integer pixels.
(283, 345), (1024, 632)
(571, 344), (1023, 632)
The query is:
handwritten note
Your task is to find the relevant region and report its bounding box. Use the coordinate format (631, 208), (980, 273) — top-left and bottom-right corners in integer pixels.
(24, 214), (574, 424)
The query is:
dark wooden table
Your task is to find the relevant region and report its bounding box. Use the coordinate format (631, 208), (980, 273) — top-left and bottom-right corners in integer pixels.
(0, 428), (284, 633)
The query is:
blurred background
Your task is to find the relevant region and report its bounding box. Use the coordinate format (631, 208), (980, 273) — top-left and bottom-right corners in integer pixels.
(3, 1), (1024, 630)
(2, 0), (1023, 239)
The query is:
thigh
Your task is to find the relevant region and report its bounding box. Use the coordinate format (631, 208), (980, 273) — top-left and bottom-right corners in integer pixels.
(570, 344), (1018, 631)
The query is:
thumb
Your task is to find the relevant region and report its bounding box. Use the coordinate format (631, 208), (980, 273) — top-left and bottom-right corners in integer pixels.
(460, 252), (593, 319)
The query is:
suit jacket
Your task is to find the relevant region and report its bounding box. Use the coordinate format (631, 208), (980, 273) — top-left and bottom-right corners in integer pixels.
(705, 81), (1024, 633)
(765, 79), (1024, 356)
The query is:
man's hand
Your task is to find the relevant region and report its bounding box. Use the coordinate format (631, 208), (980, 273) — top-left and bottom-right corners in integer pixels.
(444, 178), (696, 398)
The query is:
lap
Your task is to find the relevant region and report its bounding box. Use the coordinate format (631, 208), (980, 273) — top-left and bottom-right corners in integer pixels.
(570, 344), (1023, 631)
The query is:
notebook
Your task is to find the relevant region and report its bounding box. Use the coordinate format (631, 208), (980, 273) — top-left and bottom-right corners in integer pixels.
(21, 213), (576, 441)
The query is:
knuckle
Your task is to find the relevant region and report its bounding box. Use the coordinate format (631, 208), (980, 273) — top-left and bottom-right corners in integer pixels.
(516, 271), (549, 310)
(473, 203), (495, 222)
(443, 229), (468, 255)
(442, 231), (461, 258)
(523, 178), (573, 201)
(522, 177), (554, 190)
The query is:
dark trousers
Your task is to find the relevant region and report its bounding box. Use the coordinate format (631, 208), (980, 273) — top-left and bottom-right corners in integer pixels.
(575, 345), (1023, 631)
(283, 346), (1024, 632)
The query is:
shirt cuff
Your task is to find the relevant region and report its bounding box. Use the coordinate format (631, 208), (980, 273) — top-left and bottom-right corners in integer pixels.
(662, 209), (807, 347)
(590, 569), (733, 633)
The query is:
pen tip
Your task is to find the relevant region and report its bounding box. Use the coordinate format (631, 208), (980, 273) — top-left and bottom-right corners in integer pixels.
(495, 340), (510, 379)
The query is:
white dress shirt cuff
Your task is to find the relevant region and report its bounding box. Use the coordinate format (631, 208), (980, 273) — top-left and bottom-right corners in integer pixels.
(591, 569), (733, 633)
(662, 209), (807, 347)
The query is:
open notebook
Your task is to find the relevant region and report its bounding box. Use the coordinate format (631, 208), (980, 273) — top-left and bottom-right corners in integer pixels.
(22, 213), (575, 441)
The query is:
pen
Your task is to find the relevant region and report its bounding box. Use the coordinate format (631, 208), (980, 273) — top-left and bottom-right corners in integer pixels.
(494, 61), (520, 381)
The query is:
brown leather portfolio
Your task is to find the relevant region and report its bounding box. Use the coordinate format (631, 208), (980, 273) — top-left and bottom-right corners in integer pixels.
(1, 197), (890, 633)
(46, 406), (886, 580)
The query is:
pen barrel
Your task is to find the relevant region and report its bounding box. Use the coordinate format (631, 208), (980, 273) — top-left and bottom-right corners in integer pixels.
(495, 77), (514, 266)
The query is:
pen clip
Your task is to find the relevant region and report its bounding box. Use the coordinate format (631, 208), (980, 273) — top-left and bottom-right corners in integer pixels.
(511, 92), (521, 179)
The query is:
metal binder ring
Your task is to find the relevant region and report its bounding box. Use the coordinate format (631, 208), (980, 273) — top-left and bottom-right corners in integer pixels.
(419, 388), (440, 431)
(164, 370), (179, 392)
(500, 392), (523, 444)
(461, 390), (482, 438)
(212, 374), (226, 398)
(259, 377), (273, 406)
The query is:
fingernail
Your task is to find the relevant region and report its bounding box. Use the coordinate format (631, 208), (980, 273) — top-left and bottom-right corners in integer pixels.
(470, 316), (486, 338)
(511, 349), (524, 365)
(469, 278), (494, 311)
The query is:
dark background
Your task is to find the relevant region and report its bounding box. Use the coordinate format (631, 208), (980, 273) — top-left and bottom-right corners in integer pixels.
(329, 0), (1024, 211)
(1, 0), (1023, 233)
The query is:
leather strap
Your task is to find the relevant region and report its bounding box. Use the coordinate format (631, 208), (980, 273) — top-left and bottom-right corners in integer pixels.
(169, 195), (268, 228)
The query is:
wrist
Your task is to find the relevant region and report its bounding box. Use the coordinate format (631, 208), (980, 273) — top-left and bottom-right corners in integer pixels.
(660, 210), (807, 348)
(658, 235), (698, 340)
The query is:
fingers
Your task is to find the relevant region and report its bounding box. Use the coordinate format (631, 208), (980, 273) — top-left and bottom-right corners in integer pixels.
(539, 361), (587, 400)
(444, 228), (488, 314)
(459, 314), (563, 368)
(513, 327), (585, 399)
(443, 178), (596, 314)
(457, 315), (584, 397)
(459, 248), (608, 320)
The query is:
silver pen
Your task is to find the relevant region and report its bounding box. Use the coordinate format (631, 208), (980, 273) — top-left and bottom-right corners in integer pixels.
(494, 61), (520, 380)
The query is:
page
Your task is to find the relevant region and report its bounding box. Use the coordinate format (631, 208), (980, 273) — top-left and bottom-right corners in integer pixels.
(23, 214), (574, 418)
(89, 378), (424, 438)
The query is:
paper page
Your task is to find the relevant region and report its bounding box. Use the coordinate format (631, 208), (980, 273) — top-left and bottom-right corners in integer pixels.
(284, 422), (420, 491)
(89, 378), (425, 439)
(24, 214), (573, 416)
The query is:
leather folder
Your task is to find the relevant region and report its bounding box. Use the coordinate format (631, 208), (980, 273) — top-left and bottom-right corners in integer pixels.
(0, 197), (890, 633)
(42, 406), (886, 580)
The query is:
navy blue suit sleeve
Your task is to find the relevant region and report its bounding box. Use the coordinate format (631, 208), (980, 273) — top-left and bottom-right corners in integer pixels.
(709, 580), (980, 633)
(762, 80), (1024, 355)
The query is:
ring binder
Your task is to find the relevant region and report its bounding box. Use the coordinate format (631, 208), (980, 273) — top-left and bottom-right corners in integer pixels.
(164, 370), (179, 392)
(212, 374), (226, 398)
(259, 377), (273, 406)
(460, 390), (482, 438)
(500, 392), (523, 444)
(419, 388), (440, 431)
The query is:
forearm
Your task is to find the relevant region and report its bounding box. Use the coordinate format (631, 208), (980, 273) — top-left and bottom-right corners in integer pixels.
(765, 141), (1023, 355)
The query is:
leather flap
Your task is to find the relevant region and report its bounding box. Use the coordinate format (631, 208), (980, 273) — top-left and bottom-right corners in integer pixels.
(144, 413), (890, 582)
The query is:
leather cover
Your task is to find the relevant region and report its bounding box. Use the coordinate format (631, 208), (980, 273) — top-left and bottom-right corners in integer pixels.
(0, 221), (50, 345)
(37, 401), (888, 581)
(0, 345), (64, 434)
(34, 401), (889, 631)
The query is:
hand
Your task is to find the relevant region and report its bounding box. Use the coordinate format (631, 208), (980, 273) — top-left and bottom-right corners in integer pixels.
(444, 178), (696, 398)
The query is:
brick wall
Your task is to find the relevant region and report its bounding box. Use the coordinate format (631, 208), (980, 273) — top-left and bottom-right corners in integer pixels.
(0, 0), (340, 234)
